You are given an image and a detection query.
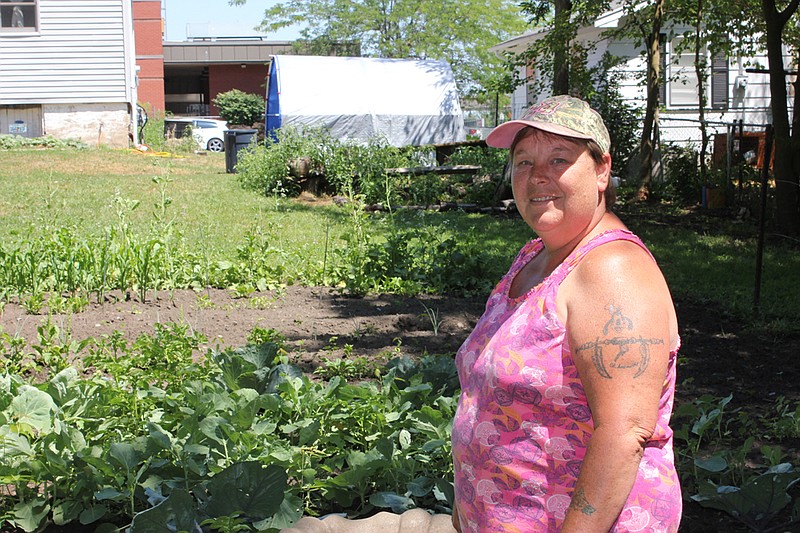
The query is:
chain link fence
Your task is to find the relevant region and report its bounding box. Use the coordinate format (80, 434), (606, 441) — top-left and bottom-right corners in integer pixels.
(643, 115), (773, 214)
(657, 115), (769, 169)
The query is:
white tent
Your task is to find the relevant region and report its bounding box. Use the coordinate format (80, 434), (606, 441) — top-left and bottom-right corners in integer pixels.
(265, 55), (465, 147)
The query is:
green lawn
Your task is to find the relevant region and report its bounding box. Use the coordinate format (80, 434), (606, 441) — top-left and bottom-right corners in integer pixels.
(0, 148), (351, 262)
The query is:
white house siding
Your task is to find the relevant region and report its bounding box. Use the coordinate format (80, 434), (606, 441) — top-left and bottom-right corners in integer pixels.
(498, 19), (794, 152)
(0, 0), (137, 147)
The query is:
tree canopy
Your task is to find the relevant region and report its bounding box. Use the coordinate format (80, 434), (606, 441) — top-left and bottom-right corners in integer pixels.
(229, 0), (527, 98)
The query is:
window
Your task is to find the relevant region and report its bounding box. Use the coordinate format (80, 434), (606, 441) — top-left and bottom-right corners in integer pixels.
(667, 36), (728, 110)
(0, 0), (37, 32)
(669, 47), (699, 107)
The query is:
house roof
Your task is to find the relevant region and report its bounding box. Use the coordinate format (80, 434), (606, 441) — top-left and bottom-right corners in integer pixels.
(490, 2), (634, 54)
(163, 39), (294, 65)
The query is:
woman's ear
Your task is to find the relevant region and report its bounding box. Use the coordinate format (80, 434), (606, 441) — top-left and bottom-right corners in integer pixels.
(596, 153), (612, 192)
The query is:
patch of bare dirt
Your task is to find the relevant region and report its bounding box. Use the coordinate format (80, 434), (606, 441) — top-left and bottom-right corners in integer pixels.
(0, 287), (486, 370)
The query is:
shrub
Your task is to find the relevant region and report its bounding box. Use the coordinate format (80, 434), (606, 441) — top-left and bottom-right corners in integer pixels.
(0, 134), (86, 150)
(236, 126), (429, 203)
(657, 143), (703, 204)
(213, 89), (265, 126)
(235, 126), (332, 196)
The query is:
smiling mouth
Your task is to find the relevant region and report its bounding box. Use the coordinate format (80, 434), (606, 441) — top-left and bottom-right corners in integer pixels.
(530, 196), (558, 203)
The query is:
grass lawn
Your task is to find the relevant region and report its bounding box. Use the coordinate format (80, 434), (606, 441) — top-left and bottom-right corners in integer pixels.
(0, 148), (352, 262)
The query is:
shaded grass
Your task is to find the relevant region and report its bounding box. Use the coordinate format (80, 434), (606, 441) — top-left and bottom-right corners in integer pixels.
(624, 209), (800, 334)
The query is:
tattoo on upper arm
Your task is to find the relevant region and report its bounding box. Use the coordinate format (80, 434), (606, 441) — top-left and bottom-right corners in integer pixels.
(569, 488), (596, 516)
(575, 305), (664, 379)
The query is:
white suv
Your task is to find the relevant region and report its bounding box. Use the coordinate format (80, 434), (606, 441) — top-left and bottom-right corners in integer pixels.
(164, 118), (228, 152)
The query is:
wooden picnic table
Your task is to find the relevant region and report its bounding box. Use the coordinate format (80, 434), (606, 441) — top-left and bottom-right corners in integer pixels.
(432, 139), (487, 164)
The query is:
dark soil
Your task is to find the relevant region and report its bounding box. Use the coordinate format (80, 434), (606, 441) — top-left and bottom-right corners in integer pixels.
(3, 207), (799, 532)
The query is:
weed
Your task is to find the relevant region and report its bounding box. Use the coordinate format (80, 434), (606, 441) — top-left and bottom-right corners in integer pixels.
(420, 302), (443, 336)
(246, 295), (277, 309)
(22, 293), (44, 315)
(353, 321), (379, 337)
(196, 293), (216, 309)
(247, 326), (288, 352)
(760, 396), (800, 440)
(314, 355), (374, 380)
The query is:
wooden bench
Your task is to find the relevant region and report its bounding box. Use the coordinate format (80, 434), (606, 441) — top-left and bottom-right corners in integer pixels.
(384, 164), (481, 176)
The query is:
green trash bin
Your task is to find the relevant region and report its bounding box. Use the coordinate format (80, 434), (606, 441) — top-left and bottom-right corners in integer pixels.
(224, 129), (258, 173)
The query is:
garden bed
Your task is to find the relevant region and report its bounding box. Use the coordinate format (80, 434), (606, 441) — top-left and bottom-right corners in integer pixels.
(3, 282), (798, 531)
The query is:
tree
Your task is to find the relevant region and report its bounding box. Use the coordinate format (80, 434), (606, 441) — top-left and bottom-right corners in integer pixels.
(628, 0), (665, 201)
(668, 0), (763, 190)
(229, 0), (527, 98)
(517, 0), (612, 96)
(760, 0), (800, 235)
(510, 2), (642, 170)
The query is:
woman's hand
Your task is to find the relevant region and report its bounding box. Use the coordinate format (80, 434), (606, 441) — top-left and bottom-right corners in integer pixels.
(451, 498), (461, 532)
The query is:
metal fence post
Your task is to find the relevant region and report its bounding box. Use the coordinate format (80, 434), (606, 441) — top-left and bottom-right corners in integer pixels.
(753, 123), (774, 317)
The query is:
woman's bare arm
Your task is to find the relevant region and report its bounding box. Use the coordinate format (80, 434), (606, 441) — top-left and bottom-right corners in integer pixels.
(558, 240), (675, 532)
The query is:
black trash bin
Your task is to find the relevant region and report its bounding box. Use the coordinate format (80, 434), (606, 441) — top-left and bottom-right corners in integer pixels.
(224, 129), (258, 173)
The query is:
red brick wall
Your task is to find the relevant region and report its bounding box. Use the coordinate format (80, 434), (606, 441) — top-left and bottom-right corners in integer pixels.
(133, 0), (165, 113)
(208, 64), (269, 118)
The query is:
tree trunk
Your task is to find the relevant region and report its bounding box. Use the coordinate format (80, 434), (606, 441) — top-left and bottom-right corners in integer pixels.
(553, 0), (572, 95)
(636, 0), (665, 201)
(694, 0), (708, 186)
(792, 47), (800, 185)
(761, 0), (800, 235)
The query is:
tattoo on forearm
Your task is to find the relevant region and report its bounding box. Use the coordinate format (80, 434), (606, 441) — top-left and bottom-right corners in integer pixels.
(575, 305), (664, 379)
(569, 488), (596, 516)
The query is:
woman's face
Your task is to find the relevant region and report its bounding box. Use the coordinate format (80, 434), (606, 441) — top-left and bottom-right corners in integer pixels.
(510, 129), (610, 240)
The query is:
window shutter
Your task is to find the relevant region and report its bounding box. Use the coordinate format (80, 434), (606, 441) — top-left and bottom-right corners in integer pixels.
(711, 53), (728, 110)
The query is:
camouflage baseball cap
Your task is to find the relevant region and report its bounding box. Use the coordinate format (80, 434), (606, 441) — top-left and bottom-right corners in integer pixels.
(486, 95), (611, 153)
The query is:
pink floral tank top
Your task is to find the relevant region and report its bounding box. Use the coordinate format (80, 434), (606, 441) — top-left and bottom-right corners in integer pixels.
(452, 229), (682, 532)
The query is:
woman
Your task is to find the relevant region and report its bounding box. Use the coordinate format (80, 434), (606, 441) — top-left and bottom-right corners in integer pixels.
(451, 95), (681, 532)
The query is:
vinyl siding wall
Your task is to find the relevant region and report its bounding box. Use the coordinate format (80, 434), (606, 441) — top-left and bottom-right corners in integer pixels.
(0, 0), (136, 146)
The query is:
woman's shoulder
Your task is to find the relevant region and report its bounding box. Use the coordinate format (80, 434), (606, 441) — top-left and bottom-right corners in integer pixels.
(573, 236), (660, 285)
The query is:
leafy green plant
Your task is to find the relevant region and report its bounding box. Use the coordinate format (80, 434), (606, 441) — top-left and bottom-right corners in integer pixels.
(655, 143), (704, 204)
(130, 322), (208, 387)
(236, 126), (428, 204)
(212, 89), (265, 126)
(691, 463), (800, 532)
(314, 356), (375, 380)
(0, 134), (87, 150)
(673, 393), (735, 489)
(673, 393), (800, 532)
(331, 218), (495, 296)
(0, 323), (463, 531)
